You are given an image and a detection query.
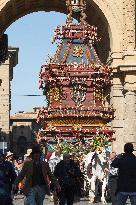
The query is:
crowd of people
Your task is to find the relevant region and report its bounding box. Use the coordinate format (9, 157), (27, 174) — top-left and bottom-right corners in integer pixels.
(0, 142), (136, 205)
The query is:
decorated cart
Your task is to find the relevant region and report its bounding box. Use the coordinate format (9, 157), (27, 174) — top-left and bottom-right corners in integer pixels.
(37, 0), (115, 158)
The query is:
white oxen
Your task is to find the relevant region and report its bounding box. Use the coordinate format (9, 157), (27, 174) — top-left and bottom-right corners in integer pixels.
(83, 151), (95, 192)
(48, 151), (61, 172)
(84, 149), (109, 204)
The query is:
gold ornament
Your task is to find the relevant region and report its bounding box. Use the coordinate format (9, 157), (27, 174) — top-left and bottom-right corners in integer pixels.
(73, 124), (82, 131)
(72, 46), (83, 57)
(47, 124), (56, 131)
(49, 87), (60, 102)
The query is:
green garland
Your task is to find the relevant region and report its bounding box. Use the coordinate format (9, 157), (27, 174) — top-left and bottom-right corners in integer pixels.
(52, 134), (113, 156)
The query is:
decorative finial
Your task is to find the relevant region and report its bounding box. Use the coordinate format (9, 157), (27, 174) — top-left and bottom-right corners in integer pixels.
(66, 0), (87, 23)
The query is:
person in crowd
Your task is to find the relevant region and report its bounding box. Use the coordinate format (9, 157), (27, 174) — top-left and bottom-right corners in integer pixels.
(105, 151), (118, 205)
(14, 144), (60, 205)
(16, 158), (24, 194)
(24, 149), (32, 162)
(54, 152), (83, 205)
(0, 150), (16, 205)
(6, 151), (14, 163)
(111, 143), (136, 205)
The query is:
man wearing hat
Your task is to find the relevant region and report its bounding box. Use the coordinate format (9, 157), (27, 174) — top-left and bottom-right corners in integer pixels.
(14, 144), (59, 205)
(111, 143), (136, 205)
(6, 151), (14, 163)
(0, 150), (16, 205)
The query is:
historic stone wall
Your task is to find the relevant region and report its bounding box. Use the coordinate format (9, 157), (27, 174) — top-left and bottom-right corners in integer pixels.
(10, 109), (40, 156)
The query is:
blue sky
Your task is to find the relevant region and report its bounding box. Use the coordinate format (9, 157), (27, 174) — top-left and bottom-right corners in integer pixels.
(6, 11), (69, 114)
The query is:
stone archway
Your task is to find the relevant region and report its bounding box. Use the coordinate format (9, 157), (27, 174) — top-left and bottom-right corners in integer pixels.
(0, 0), (122, 63)
(0, 0), (135, 153)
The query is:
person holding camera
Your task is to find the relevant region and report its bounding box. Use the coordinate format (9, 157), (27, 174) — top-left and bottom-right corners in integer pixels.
(111, 143), (136, 205)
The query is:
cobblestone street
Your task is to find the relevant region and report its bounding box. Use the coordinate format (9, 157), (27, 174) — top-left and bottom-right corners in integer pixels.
(13, 195), (112, 205)
(13, 195), (132, 205)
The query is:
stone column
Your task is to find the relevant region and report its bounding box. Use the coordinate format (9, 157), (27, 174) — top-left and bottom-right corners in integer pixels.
(123, 73), (136, 147)
(124, 89), (136, 139)
(110, 73), (125, 153)
(108, 47), (136, 152)
(0, 58), (11, 143)
(108, 0), (136, 152)
(0, 47), (18, 148)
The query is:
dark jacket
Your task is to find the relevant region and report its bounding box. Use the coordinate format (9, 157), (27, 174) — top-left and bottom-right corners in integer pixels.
(54, 159), (82, 190)
(111, 153), (136, 192)
(0, 160), (16, 194)
(15, 160), (57, 195)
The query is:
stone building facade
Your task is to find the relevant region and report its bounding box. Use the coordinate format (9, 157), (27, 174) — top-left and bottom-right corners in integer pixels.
(10, 108), (40, 157)
(0, 0), (135, 153)
(0, 47), (18, 147)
